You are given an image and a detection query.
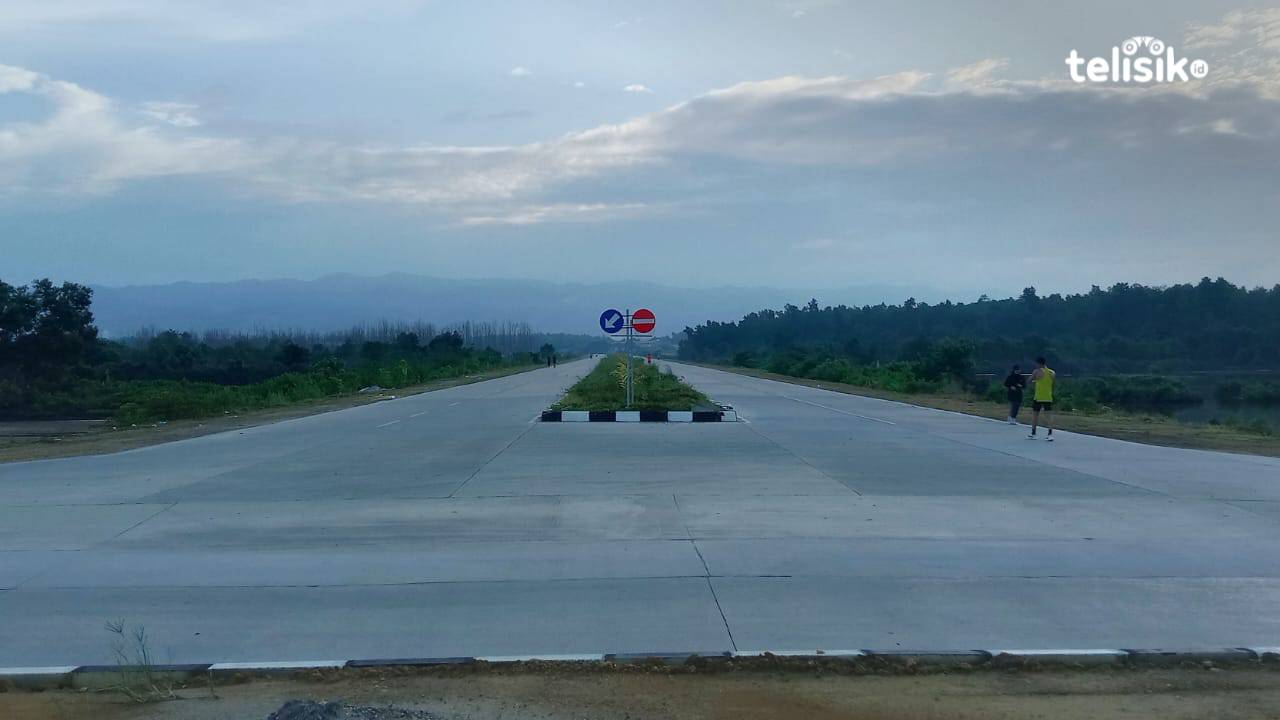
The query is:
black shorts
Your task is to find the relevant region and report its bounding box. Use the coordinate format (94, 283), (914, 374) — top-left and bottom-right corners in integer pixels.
(1033, 400), (1053, 411)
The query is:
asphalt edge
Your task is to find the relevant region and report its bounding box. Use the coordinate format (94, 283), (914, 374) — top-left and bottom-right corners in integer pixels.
(4, 648), (1275, 690)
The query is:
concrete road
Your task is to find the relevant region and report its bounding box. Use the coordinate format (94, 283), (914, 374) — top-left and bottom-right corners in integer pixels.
(3, 359), (1280, 666)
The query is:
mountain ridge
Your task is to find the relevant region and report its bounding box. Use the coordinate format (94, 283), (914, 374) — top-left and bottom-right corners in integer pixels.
(89, 274), (941, 336)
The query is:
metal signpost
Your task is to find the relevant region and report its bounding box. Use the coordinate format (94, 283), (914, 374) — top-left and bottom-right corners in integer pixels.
(599, 306), (656, 408)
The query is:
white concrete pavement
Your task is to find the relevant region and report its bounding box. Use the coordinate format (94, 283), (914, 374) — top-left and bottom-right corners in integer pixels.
(2, 358), (1280, 665)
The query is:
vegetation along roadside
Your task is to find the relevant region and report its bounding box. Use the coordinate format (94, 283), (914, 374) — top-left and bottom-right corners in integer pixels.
(551, 354), (711, 411)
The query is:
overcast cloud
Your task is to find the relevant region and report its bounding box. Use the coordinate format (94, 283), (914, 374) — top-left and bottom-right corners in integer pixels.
(1, 1), (1277, 300)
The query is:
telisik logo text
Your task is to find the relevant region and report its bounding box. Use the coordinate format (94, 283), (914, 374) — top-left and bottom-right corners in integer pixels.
(1066, 36), (1209, 84)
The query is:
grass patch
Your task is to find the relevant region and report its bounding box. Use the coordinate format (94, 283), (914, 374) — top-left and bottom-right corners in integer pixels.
(551, 355), (712, 411)
(101, 619), (186, 703)
(11, 357), (538, 426)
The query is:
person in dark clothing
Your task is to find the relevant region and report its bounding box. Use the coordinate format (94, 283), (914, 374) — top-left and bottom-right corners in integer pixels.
(1004, 364), (1026, 425)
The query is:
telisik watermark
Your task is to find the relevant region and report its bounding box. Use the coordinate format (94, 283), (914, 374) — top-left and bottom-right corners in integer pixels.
(1066, 36), (1208, 84)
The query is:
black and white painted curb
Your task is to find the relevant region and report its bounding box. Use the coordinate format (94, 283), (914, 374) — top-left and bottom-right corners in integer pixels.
(5, 648), (1278, 689)
(540, 409), (738, 422)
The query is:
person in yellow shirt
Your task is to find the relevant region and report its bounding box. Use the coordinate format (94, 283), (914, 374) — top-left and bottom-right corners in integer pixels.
(1028, 356), (1056, 441)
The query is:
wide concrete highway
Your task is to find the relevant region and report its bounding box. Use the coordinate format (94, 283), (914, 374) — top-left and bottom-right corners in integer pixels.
(3, 359), (1280, 666)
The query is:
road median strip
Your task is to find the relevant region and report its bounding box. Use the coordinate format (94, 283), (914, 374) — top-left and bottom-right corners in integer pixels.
(541, 354), (736, 422)
(540, 409), (736, 422)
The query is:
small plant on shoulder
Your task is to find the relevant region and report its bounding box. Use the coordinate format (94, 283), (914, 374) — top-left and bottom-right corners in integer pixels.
(103, 618), (179, 703)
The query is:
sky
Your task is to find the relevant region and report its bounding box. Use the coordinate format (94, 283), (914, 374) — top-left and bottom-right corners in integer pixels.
(1, 0), (1278, 301)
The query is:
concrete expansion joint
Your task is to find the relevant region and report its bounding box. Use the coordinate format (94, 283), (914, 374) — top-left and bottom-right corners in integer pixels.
(4, 648), (1276, 688)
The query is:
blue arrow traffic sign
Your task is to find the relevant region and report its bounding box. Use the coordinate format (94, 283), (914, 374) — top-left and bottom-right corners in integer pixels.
(599, 308), (624, 334)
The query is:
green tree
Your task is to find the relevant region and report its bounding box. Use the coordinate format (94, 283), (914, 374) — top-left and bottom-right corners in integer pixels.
(427, 331), (464, 355)
(276, 342), (311, 371)
(0, 278), (98, 386)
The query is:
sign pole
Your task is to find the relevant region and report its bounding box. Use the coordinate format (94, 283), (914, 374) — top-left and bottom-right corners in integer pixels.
(600, 306), (652, 409)
(625, 308), (633, 407)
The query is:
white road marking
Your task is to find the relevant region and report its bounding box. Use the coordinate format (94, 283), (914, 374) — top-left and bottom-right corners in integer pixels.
(409, 411), (427, 418)
(784, 396), (896, 425)
(449, 402), (460, 407)
(376, 420), (400, 428)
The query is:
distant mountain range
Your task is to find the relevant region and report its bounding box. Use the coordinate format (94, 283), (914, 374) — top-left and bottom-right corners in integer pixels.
(90, 273), (940, 337)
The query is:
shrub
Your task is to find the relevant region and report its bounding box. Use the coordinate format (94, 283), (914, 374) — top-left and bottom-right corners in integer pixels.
(1217, 380), (1280, 406)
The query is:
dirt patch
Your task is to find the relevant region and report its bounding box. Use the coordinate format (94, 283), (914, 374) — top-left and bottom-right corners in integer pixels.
(6, 665), (1280, 720)
(705, 364), (1280, 457)
(0, 365), (539, 464)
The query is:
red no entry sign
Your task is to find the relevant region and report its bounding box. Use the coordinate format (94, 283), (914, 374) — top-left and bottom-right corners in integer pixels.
(632, 308), (656, 334)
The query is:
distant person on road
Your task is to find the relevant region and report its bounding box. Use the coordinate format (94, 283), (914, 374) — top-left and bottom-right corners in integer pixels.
(1003, 364), (1026, 425)
(552, 354), (557, 367)
(1028, 356), (1056, 441)
(546, 356), (552, 368)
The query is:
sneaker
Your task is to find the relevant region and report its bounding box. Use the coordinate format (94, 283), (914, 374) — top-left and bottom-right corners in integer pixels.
(1006, 417), (1017, 425)
(1027, 433), (1037, 439)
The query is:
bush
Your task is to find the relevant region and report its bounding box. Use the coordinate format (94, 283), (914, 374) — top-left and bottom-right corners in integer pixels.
(4, 345), (527, 423)
(756, 348), (946, 396)
(1060, 376), (1200, 412)
(1217, 380), (1280, 406)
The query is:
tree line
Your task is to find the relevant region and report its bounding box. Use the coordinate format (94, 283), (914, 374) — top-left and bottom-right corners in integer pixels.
(678, 278), (1280, 375)
(0, 278), (573, 421)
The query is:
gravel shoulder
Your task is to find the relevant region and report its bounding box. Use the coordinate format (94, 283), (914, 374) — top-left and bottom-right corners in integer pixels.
(6, 665), (1280, 720)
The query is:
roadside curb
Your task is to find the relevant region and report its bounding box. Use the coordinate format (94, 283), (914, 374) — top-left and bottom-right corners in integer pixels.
(3, 648), (1272, 689)
(540, 409), (737, 422)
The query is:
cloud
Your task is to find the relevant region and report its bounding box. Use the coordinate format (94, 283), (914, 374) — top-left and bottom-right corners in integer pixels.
(945, 58), (1008, 90)
(779, 1), (835, 19)
(623, 84), (653, 94)
(1185, 8), (1280, 49)
(459, 202), (651, 226)
(2, 48), (1279, 237)
(509, 66), (533, 78)
(139, 101), (202, 127)
(1182, 8), (1280, 98)
(0, 66), (250, 195)
(0, 1), (430, 42)
(0, 64), (39, 93)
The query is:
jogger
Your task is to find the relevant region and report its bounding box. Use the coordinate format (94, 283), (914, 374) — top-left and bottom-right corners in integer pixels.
(1028, 356), (1056, 441)
(1004, 364), (1026, 424)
